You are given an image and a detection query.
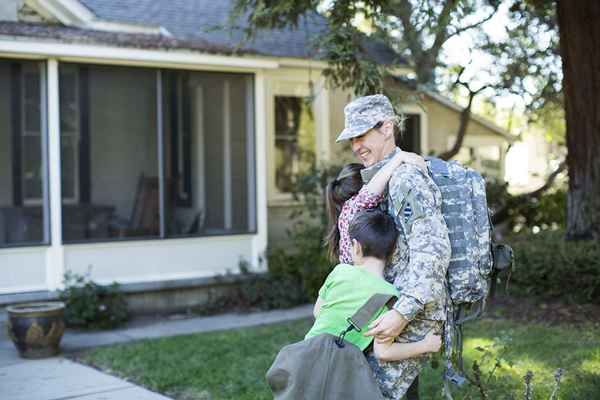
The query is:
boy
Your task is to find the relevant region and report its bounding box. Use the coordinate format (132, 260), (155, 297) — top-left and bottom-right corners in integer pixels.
(305, 209), (440, 361)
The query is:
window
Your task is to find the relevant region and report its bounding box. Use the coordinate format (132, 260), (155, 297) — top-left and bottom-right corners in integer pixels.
(58, 63), (256, 243)
(396, 114), (421, 154)
(479, 146), (502, 170)
(0, 59), (48, 247)
(274, 96), (315, 193)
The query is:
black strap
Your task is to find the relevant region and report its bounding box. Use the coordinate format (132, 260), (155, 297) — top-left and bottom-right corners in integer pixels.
(335, 293), (397, 348)
(348, 293), (398, 331)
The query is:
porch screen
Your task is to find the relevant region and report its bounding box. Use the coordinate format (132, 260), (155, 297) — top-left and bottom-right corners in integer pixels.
(0, 59), (48, 247)
(162, 71), (256, 237)
(59, 63), (255, 243)
(59, 63), (159, 242)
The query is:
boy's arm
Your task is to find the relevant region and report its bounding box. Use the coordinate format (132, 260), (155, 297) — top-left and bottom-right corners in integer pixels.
(373, 331), (441, 362)
(313, 296), (325, 318)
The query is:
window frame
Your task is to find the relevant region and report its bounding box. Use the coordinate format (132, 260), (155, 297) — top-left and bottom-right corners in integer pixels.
(267, 75), (329, 206)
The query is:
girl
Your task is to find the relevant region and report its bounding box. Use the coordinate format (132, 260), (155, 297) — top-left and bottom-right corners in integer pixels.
(325, 150), (427, 264)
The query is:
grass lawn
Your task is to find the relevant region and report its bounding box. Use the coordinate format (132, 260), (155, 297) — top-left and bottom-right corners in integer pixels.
(78, 318), (600, 400)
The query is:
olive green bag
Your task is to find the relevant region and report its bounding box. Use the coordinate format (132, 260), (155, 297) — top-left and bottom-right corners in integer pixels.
(266, 294), (397, 400)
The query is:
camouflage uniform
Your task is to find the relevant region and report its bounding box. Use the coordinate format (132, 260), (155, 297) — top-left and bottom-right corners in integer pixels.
(336, 95), (451, 399)
(361, 149), (451, 399)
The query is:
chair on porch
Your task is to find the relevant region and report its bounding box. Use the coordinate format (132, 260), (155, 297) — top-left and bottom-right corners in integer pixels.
(109, 174), (161, 237)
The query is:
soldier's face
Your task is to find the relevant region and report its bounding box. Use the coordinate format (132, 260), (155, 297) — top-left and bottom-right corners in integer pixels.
(351, 125), (390, 167)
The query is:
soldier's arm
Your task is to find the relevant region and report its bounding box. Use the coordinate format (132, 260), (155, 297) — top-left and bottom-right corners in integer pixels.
(389, 169), (450, 322)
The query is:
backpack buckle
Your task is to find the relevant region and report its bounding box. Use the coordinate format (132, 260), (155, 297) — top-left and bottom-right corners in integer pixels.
(445, 368), (467, 386)
(335, 325), (354, 348)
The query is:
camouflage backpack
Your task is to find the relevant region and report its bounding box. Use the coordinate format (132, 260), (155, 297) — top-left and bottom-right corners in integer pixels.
(425, 157), (513, 396)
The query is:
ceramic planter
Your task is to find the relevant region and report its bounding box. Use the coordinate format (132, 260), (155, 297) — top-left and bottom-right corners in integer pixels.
(6, 302), (66, 359)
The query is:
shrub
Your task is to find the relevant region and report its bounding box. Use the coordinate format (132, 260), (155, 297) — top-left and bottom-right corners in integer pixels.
(507, 230), (600, 304)
(59, 271), (129, 329)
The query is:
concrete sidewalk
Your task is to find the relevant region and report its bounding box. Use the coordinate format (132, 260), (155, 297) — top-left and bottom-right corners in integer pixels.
(0, 304), (313, 400)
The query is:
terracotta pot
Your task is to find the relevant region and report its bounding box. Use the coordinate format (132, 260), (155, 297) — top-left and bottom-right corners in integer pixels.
(6, 302), (66, 359)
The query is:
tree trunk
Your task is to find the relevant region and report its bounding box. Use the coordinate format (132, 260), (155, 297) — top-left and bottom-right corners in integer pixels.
(557, 0), (600, 240)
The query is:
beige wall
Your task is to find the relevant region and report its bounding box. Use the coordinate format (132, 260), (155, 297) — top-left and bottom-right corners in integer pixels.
(423, 97), (504, 154)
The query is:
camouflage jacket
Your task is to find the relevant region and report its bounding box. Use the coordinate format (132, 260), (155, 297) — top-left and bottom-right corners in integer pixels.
(361, 148), (451, 328)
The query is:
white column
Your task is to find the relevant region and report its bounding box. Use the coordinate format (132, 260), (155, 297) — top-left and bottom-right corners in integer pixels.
(252, 71), (268, 271)
(45, 59), (65, 291)
(246, 77), (257, 232)
(419, 108), (429, 155)
(314, 79), (330, 165)
(223, 80), (232, 230)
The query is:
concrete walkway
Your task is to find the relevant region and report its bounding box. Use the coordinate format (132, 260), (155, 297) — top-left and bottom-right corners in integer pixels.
(0, 304), (313, 400)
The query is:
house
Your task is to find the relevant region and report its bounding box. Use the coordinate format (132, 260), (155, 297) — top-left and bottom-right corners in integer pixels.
(0, 0), (513, 310)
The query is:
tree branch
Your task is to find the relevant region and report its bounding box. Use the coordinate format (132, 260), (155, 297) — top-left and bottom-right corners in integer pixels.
(491, 160), (567, 225)
(439, 66), (489, 160)
(428, 0), (458, 56)
(447, 6), (499, 39)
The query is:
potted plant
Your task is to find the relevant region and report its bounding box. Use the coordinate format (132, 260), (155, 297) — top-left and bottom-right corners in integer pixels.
(6, 302), (66, 359)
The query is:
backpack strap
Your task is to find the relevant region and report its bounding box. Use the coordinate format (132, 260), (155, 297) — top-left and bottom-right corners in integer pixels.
(348, 293), (398, 330)
(335, 293), (397, 348)
(425, 157), (450, 177)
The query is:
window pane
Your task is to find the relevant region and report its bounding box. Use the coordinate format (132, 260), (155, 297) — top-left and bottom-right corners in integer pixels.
(274, 96), (315, 193)
(0, 60), (47, 247)
(396, 114), (421, 154)
(163, 70), (255, 237)
(60, 64), (159, 242)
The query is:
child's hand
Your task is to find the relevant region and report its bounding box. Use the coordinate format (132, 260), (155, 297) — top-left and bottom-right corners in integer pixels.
(392, 151), (427, 171)
(421, 331), (442, 353)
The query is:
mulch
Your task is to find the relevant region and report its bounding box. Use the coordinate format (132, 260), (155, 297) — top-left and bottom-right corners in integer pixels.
(483, 294), (600, 327)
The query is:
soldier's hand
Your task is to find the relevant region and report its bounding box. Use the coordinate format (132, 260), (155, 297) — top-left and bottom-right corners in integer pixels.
(364, 309), (408, 339)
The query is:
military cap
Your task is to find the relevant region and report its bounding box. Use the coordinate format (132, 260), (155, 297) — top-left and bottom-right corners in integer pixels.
(336, 94), (396, 142)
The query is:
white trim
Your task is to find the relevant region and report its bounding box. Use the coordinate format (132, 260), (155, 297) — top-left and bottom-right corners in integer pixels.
(313, 79), (330, 164)
(277, 58), (328, 69)
(45, 58), (64, 291)
(26, 0), (95, 25)
(25, 0), (169, 35)
(424, 91), (515, 142)
(193, 85), (206, 219)
(92, 270), (237, 287)
(389, 66), (416, 76)
(246, 77), (257, 232)
(156, 70), (166, 238)
(252, 71), (268, 271)
(0, 38), (280, 71)
(0, 284), (49, 295)
(400, 103), (429, 155)
(223, 80), (232, 230)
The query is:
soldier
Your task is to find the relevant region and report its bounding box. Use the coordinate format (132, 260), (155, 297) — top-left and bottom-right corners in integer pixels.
(336, 94), (451, 399)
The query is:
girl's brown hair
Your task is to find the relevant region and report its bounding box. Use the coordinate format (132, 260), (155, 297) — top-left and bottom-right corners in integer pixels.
(324, 163), (365, 262)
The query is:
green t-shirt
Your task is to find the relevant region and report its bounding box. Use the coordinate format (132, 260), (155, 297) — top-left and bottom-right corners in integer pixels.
(305, 263), (398, 350)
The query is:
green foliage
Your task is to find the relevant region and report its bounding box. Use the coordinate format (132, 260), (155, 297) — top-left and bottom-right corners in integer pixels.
(481, 1), (562, 121)
(58, 271), (128, 329)
(80, 318), (600, 400)
(235, 256), (309, 310)
(508, 230), (600, 304)
(230, 0), (501, 93)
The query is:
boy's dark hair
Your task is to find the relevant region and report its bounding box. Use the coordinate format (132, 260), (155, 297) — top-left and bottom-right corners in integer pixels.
(348, 209), (398, 261)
